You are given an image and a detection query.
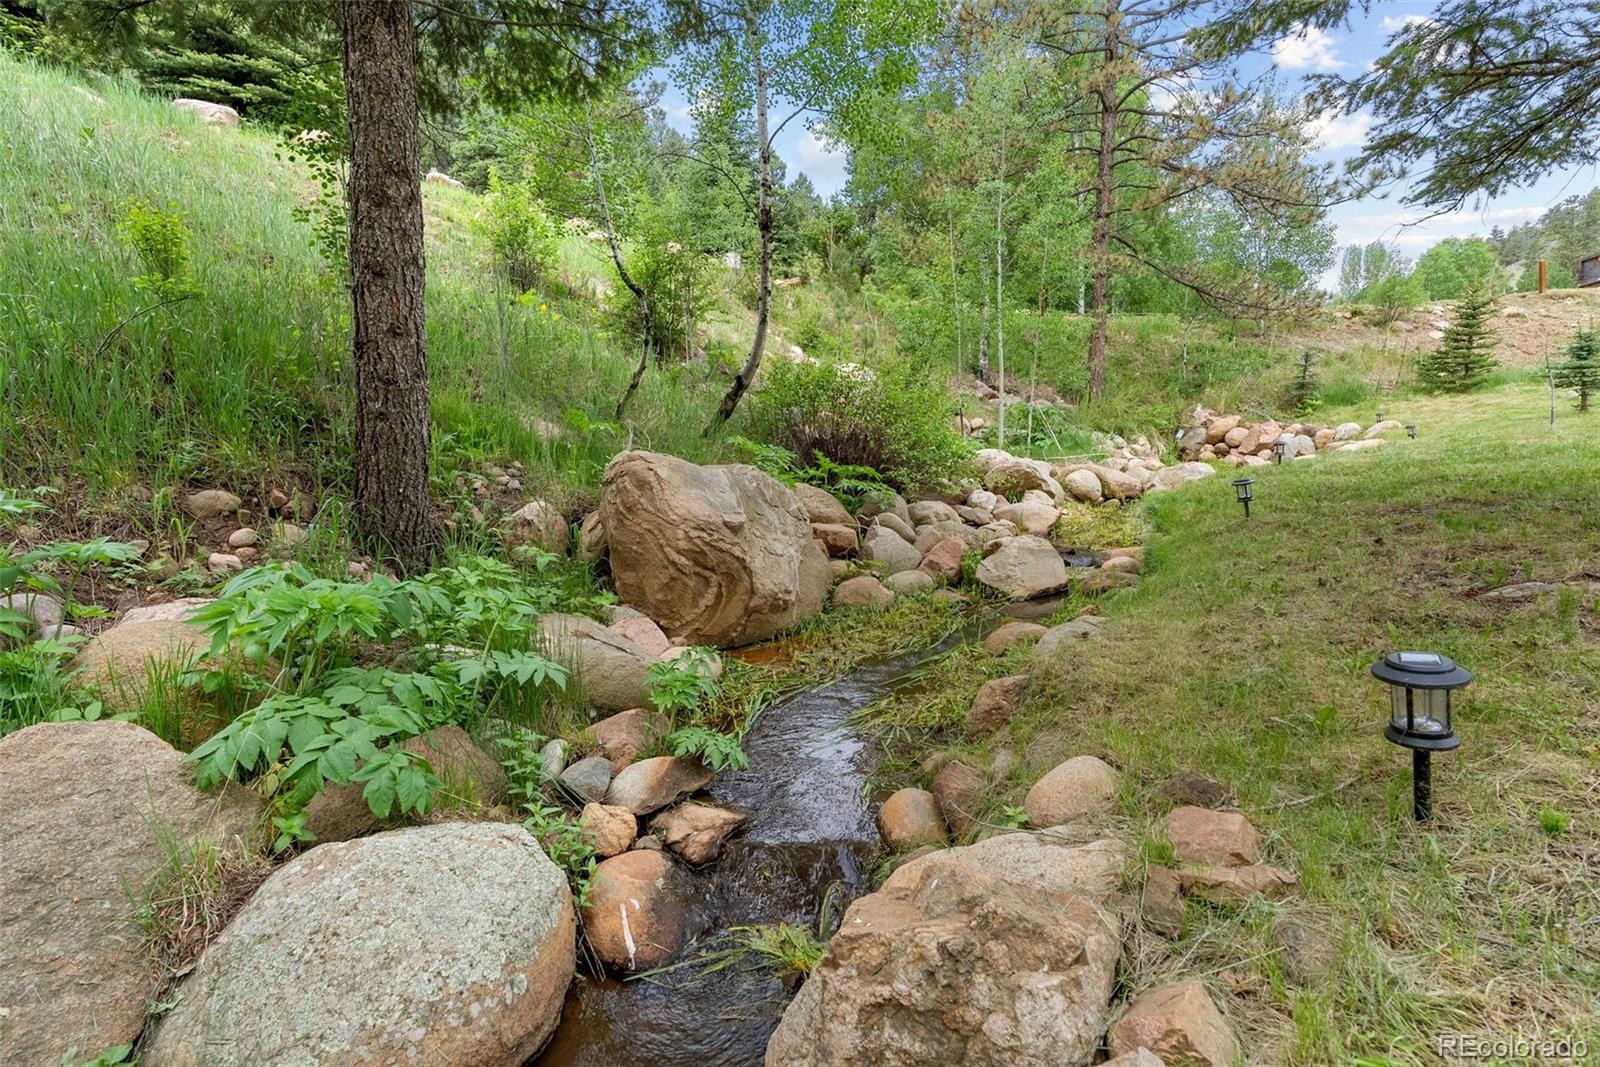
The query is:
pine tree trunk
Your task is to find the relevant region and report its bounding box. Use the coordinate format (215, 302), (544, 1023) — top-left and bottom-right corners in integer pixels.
(1085, 0), (1120, 401)
(708, 7), (771, 433)
(342, 0), (436, 569)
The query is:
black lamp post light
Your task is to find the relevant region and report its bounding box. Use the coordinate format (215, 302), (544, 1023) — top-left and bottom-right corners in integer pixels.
(1272, 438), (1287, 464)
(1232, 477), (1255, 517)
(1371, 651), (1471, 821)
(1406, 423), (1418, 439)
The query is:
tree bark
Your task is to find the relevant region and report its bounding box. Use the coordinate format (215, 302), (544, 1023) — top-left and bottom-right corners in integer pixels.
(585, 110), (654, 420)
(1086, 0), (1120, 401)
(708, 6), (771, 433)
(342, 0), (436, 569)
(994, 136), (1007, 448)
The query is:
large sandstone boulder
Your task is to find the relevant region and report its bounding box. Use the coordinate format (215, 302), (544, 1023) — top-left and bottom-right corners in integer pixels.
(975, 536), (1069, 600)
(69, 620), (224, 713)
(0, 722), (263, 1065)
(581, 849), (692, 970)
(764, 835), (1127, 1066)
(605, 756), (714, 815)
(538, 612), (657, 711)
(144, 823), (573, 1067)
(600, 451), (830, 647)
(1109, 981), (1238, 1067)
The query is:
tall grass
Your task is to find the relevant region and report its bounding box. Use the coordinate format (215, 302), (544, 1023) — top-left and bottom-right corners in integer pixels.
(0, 55), (729, 509)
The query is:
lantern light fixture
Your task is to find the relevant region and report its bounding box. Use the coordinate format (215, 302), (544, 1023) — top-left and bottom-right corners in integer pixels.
(1370, 651), (1471, 820)
(1272, 439), (1287, 464)
(1376, 410), (1386, 423)
(1406, 423), (1418, 439)
(1232, 477), (1255, 518)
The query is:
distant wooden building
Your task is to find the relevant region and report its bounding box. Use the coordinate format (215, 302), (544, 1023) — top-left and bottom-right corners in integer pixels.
(1579, 254), (1600, 288)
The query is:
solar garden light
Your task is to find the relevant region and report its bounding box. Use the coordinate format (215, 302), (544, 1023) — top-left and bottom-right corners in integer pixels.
(1272, 438), (1287, 464)
(1232, 477), (1255, 518)
(1370, 651), (1471, 821)
(1376, 410), (1386, 423)
(1406, 423), (1418, 439)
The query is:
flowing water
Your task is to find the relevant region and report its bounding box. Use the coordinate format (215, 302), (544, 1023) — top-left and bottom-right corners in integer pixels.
(535, 629), (976, 1066)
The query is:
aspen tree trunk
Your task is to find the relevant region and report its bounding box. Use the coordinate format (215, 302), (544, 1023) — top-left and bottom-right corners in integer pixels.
(1086, 0), (1120, 401)
(342, 0), (436, 569)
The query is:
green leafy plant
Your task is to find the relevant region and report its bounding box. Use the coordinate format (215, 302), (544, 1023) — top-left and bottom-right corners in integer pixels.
(646, 647), (723, 718)
(664, 724), (748, 772)
(733, 922), (826, 978)
(478, 170), (560, 291)
(61, 1044), (136, 1067)
(996, 804), (1028, 829)
(1538, 805), (1571, 837)
(521, 798), (598, 906)
(117, 198), (200, 302)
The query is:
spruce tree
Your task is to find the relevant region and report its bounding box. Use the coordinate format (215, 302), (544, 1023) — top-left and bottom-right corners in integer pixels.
(1417, 283), (1498, 392)
(1553, 326), (1600, 412)
(1286, 348), (1319, 417)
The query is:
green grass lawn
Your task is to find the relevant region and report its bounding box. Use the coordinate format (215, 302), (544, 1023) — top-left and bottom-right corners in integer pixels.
(875, 382), (1599, 1064)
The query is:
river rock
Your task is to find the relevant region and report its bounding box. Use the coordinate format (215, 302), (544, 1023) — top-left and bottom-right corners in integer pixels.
(1063, 468), (1104, 504)
(69, 620), (234, 714)
(173, 97), (241, 125)
(834, 574), (894, 609)
(589, 708), (667, 772)
(811, 521), (859, 557)
(605, 756), (714, 815)
(930, 760), (986, 835)
(119, 596), (214, 625)
(861, 525), (921, 574)
(0, 722), (262, 1065)
(1147, 462), (1216, 494)
(540, 738), (570, 779)
(559, 756), (614, 805)
(1332, 421), (1362, 441)
(651, 801), (746, 864)
(1109, 981), (1237, 1067)
(1364, 419), (1403, 439)
(967, 673), (1030, 733)
(795, 482), (852, 525)
(975, 535), (1069, 599)
(872, 511), (917, 543)
(600, 451), (830, 647)
(918, 536), (965, 582)
(993, 500), (1060, 535)
(1178, 863), (1298, 903)
(1024, 755), (1121, 828)
(580, 802), (637, 858)
(763, 835), (1126, 1067)
(182, 488), (241, 519)
(876, 787), (946, 851)
(610, 615), (671, 656)
(1165, 805), (1259, 867)
(908, 500), (960, 526)
(581, 849), (692, 971)
(538, 612), (655, 711)
(886, 569), (934, 594)
(144, 823), (573, 1067)
(984, 620), (1046, 654)
(1, 590), (63, 633)
(577, 510), (608, 562)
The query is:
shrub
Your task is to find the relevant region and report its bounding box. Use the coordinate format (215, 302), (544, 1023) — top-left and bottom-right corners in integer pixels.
(1416, 284), (1498, 393)
(749, 358), (970, 492)
(117, 198), (200, 302)
(478, 172), (559, 292)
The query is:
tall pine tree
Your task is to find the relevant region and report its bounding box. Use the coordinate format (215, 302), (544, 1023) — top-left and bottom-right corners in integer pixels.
(1553, 326), (1600, 412)
(1417, 283), (1498, 393)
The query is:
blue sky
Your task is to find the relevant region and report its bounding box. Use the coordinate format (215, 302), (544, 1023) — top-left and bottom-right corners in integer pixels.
(658, 3), (1598, 289)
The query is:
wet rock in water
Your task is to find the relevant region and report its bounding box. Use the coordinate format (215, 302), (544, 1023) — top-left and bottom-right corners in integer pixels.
(143, 823), (574, 1067)
(599, 451), (830, 647)
(811, 521), (859, 558)
(182, 487), (241, 518)
(560, 756), (615, 805)
(1178, 863), (1298, 903)
(610, 615), (671, 656)
(794, 481), (852, 525)
(651, 801), (746, 864)
(930, 760), (986, 836)
(983, 620), (1046, 655)
(0, 722), (263, 1065)
(1165, 805), (1259, 867)
(1109, 981), (1238, 1067)
(605, 756), (714, 815)
(581, 802), (637, 858)
(876, 787), (947, 851)
(1031, 615), (1106, 661)
(538, 612), (656, 711)
(833, 574), (895, 609)
(1141, 866), (1185, 937)
(305, 726), (508, 842)
(588, 708), (667, 772)
(1159, 770), (1234, 810)
(763, 835), (1126, 1067)
(967, 673), (1030, 734)
(975, 535), (1069, 600)
(885, 569), (934, 595)
(1023, 755), (1121, 828)
(861, 525), (921, 575)
(581, 849), (692, 971)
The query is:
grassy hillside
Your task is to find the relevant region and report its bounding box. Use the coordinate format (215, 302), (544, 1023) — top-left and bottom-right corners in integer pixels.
(869, 381), (1600, 1061)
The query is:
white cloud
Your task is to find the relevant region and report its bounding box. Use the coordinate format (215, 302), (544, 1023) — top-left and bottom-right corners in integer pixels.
(1273, 24), (1344, 71)
(1380, 13), (1431, 33)
(1147, 73), (1196, 112)
(1304, 110), (1372, 152)
(795, 128), (845, 168)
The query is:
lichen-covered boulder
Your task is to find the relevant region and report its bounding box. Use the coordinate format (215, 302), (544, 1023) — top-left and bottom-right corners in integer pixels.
(600, 451), (830, 647)
(975, 536), (1069, 600)
(143, 823), (574, 1067)
(0, 722), (262, 1065)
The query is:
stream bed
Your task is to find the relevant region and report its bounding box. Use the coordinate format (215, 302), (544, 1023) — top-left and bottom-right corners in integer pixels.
(534, 629), (974, 1066)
